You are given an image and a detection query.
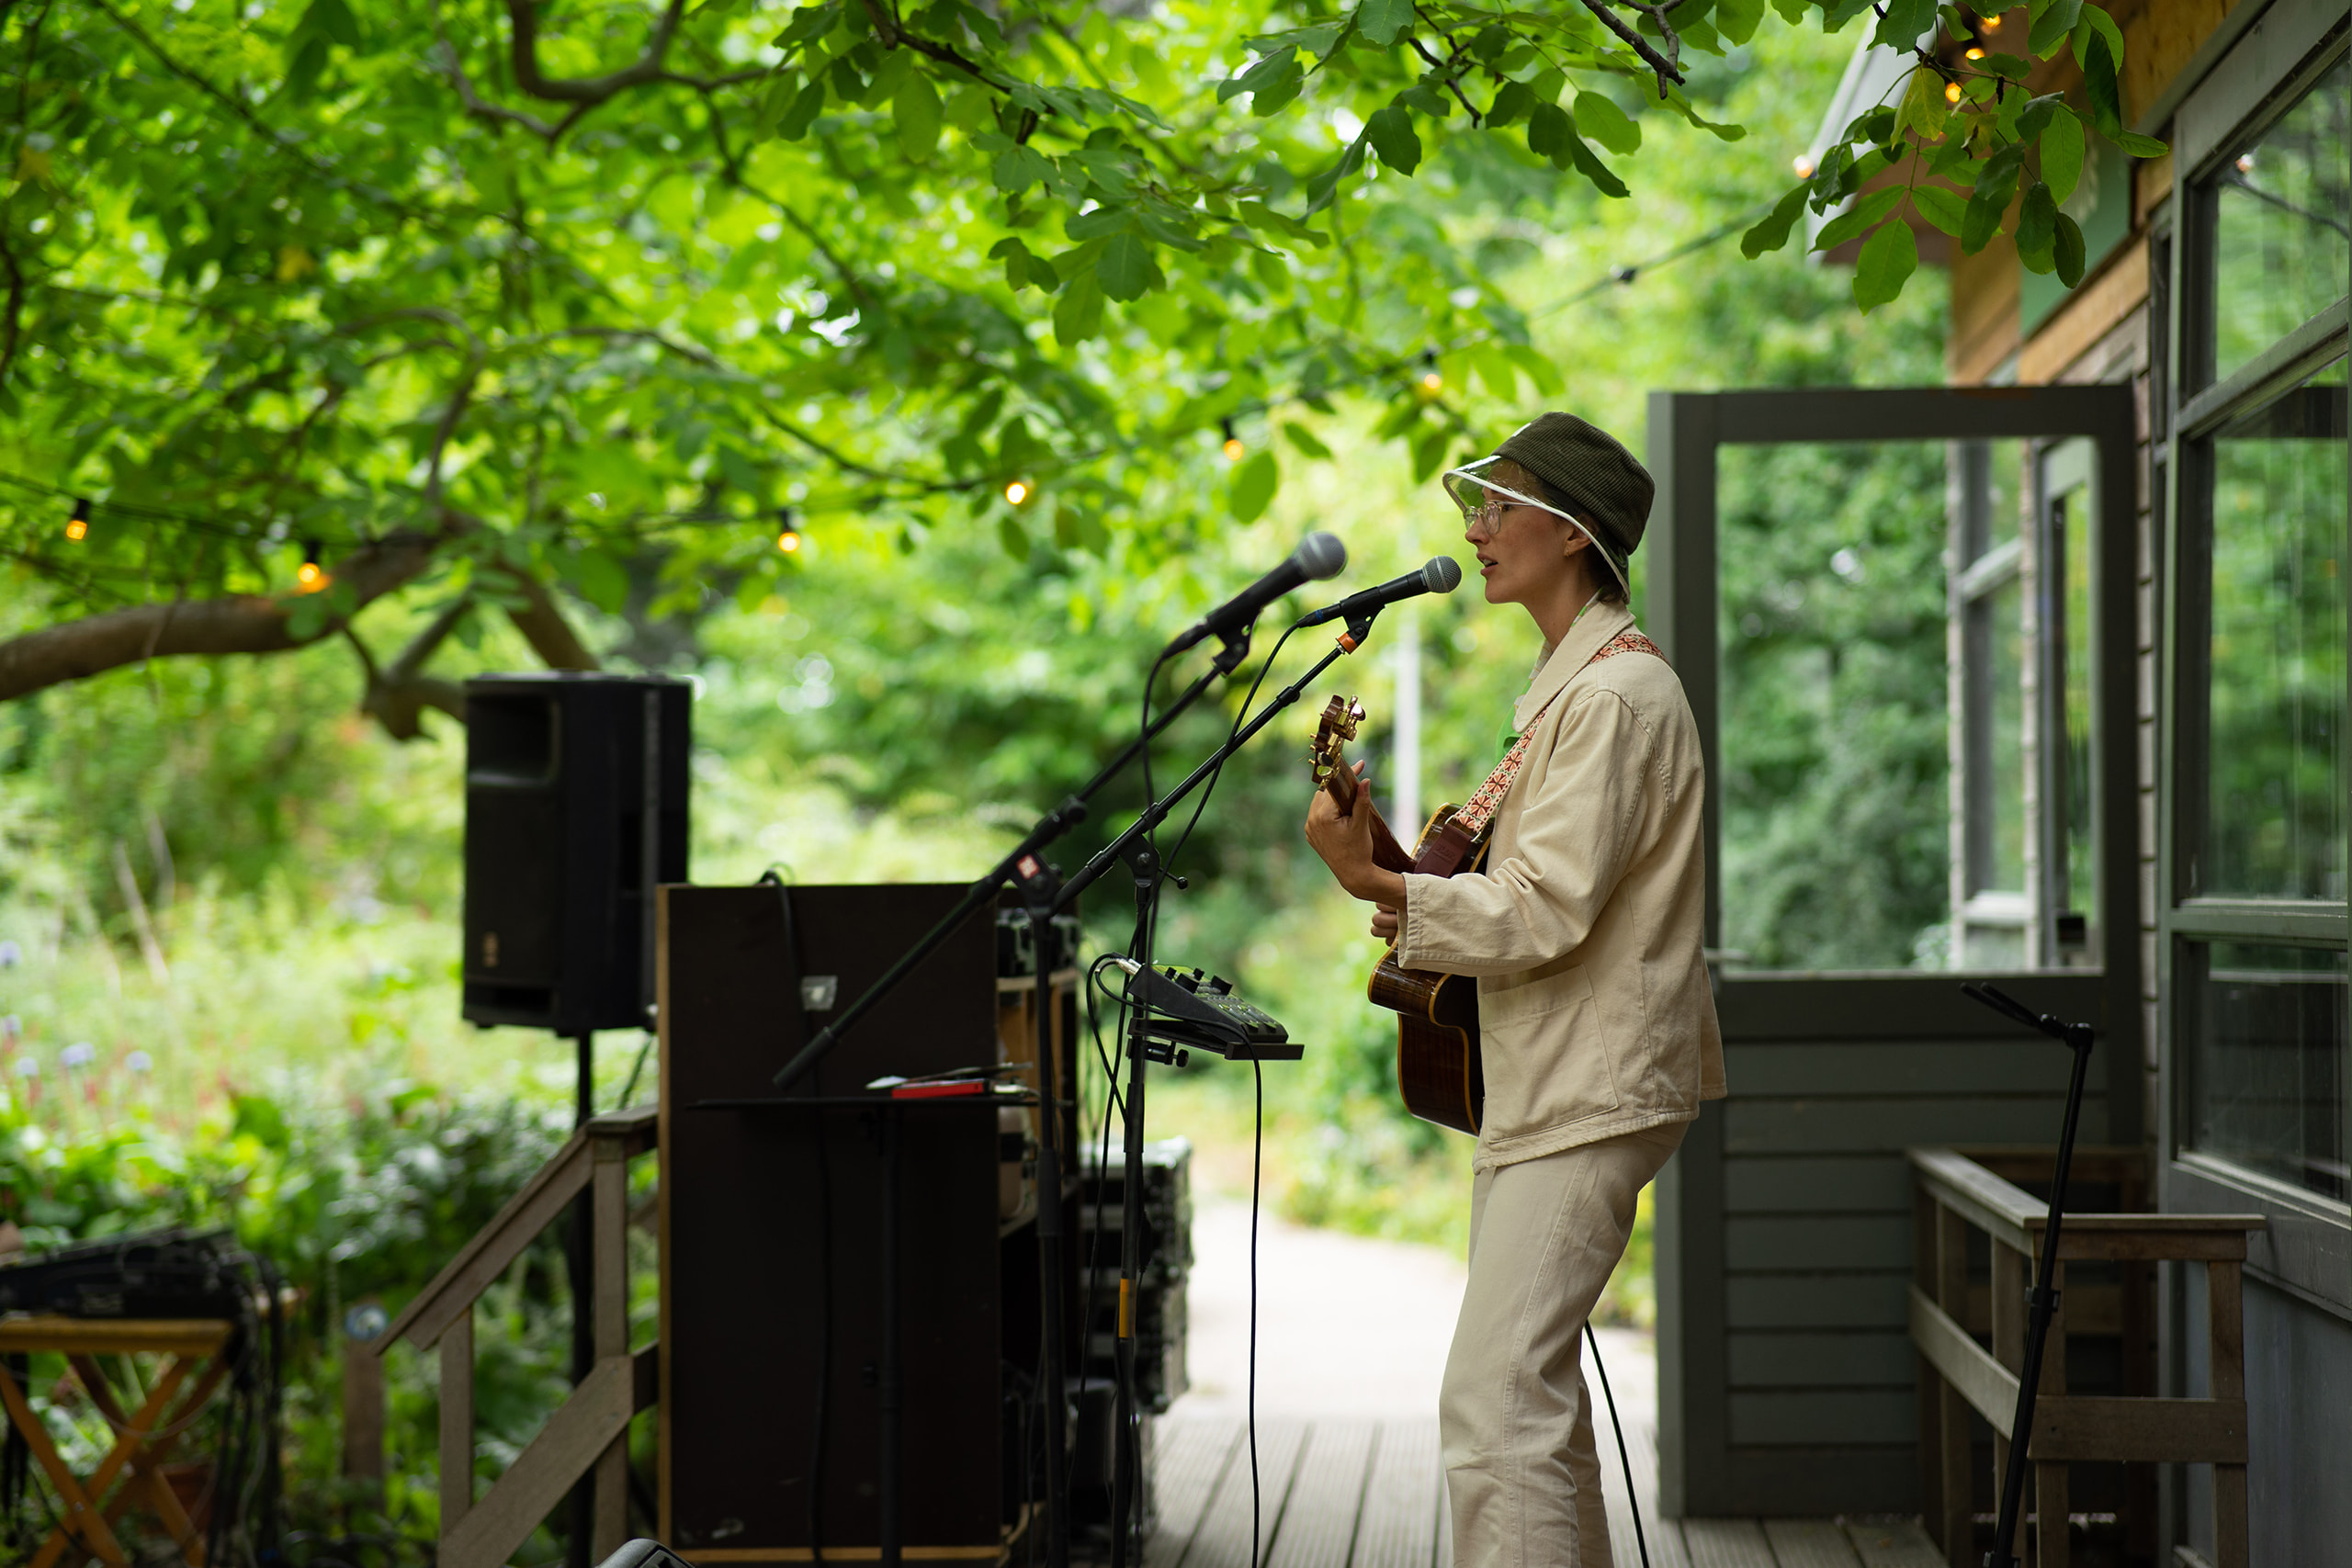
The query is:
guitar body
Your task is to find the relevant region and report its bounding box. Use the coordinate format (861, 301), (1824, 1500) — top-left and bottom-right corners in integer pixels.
(1371, 809), (1487, 1135)
(1309, 698), (1488, 1136)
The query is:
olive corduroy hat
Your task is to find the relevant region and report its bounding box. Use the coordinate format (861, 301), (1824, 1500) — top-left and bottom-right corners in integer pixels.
(1439, 412), (1655, 595)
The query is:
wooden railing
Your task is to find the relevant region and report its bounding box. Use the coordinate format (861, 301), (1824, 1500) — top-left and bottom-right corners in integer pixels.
(1909, 1146), (2262, 1568)
(378, 1104), (659, 1568)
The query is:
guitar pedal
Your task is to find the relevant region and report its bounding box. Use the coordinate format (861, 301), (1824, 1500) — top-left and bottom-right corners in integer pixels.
(1107, 958), (1303, 1062)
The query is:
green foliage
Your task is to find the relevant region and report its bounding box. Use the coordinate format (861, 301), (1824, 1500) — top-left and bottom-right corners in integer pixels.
(0, 0), (2157, 678)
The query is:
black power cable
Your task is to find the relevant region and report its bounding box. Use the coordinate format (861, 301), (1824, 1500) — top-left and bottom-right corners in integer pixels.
(1585, 1321), (1649, 1568)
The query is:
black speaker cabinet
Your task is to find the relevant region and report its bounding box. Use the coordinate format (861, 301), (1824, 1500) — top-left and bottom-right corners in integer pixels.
(461, 671), (690, 1034)
(657, 884), (1079, 1560)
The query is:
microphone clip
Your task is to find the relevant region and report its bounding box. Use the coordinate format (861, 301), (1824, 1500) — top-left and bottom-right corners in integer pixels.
(1335, 607), (1380, 655)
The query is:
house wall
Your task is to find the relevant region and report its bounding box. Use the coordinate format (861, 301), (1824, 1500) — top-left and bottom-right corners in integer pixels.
(1946, 0), (2350, 1559)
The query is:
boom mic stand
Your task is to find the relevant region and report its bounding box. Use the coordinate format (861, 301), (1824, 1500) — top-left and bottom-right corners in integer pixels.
(1958, 981), (2098, 1568)
(768, 636), (1250, 1568)
(1041, 608), (1385, 1568)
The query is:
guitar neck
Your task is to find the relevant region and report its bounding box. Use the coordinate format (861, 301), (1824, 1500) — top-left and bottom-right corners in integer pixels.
(1322, 767), (1417, 876)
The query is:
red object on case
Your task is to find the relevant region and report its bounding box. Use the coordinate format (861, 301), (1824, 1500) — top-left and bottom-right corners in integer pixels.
(890, 1079), (989, 1100)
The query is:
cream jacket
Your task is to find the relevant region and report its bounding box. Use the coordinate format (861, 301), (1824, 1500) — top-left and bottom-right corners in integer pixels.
(1395, 600), (1725, 1171)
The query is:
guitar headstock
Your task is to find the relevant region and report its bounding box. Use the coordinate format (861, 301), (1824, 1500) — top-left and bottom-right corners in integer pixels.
(1310, 695), (1366, 805)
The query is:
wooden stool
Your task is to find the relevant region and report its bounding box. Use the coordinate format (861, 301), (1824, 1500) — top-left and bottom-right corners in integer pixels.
(0, 1315), (234, 1568)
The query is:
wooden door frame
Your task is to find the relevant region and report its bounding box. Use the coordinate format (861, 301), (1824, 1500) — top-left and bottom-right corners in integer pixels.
(1645, 387), (2146, 1516)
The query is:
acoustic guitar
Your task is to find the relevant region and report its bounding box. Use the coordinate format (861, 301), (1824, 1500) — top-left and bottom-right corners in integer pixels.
(1310, 696), (1488, 1135)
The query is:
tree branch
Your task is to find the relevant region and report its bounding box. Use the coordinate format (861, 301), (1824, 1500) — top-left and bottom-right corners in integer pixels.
(1575, 0), (1686, 91)
(0, 526), (454, 702)
(349, 602), (472, 740)
(489, 562), (600, 671)
(507, 0), (687, 104)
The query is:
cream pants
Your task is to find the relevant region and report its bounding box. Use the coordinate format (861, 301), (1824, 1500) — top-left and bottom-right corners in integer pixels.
(1440, 1121), (1687, 1568)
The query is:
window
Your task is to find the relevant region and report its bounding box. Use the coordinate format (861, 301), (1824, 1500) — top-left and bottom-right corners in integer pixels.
(1953, 440), (2030, 965)
(2168, 44), (2351, 1228)
(2039, 441), (2099, 964)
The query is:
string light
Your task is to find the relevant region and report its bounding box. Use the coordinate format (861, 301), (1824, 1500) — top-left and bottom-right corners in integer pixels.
(1220, 419), (1244, 462)
(1419, 350), (1443, 393)
(296, 539), (329, 592)
(1946, 81), (1964, 103)
(1978, 10), (2002, 28)
(1965, 46), (1985, 59)
(1792, 154), (1815, 177)
(1004, 479), (1032, 505)
(776, 507), (802, 553)
(63, 498), (88, 542)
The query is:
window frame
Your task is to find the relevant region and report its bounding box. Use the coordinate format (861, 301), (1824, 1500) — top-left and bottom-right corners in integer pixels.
(2156, 4), (2352, 1311)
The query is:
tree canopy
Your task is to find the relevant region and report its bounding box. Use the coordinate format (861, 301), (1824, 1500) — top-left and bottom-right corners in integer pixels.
(1, 0), (2154, 720)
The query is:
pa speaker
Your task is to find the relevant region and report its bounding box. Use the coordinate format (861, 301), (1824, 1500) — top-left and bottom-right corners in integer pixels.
(461, 671), (689, 1033)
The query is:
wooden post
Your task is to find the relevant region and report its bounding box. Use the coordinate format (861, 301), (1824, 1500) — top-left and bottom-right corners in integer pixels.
(2208, 1260), (2247, 1568)
(2034, 1258), (2068, 1568)
(592, 1134), (631, 1560)
(440, 1309), (474, 1534)
(1936, 1202), (1973, 1568)
(1916, 1183), (1944, 1540)
(1989, 1240), (2024, 1568)
(341, 1298), (388, 1513)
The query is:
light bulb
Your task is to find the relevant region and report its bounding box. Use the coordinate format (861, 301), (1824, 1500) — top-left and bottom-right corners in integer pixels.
(1420, 369), (1443, 391)
(1793, 154), (1815, 177)
(777, 531), (801, 553)
(64, 498), (88, 542)
(1965, 46), (1984, 59)
(1005, 479), (1031, 505)
(1945, 81), (1964, 103)
(1979, 10), (2001, 29)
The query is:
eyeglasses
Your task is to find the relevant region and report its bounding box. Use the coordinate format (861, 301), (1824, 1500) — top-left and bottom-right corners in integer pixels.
(1471, 495), (1542, 531)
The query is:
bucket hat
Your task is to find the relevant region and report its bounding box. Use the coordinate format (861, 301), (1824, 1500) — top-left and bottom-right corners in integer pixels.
(1440, 412), (1655, 594)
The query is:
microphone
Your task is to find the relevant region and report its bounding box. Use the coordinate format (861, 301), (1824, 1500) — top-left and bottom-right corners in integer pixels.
(1297, 556), (1464, 627)
(1167, 532), (1347, 654)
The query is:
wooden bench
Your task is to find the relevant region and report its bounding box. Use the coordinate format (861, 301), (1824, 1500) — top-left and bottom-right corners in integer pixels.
(379, 1103), (658, 1568)
(1908, 1145), (2263, 1568)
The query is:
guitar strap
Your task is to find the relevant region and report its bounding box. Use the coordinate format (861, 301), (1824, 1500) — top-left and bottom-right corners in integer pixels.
(1455, 629), (1667, 837)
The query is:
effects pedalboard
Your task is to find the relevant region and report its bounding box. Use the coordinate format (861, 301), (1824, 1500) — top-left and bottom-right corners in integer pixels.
(1111, 957), (1302, 1064)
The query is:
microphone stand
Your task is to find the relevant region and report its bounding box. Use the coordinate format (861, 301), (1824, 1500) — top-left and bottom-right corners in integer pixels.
(1066, 609), (1384, 1568)
(766, 634), (1248, 1568)
(1959, 982), (2098, 1568)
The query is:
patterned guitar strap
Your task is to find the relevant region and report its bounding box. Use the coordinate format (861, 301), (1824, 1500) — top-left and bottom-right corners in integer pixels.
(1453, 629), (1668, 838)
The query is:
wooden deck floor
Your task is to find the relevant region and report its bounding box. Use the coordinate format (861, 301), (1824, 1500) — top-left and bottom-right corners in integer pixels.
(1139, 1416), (1946, 1568)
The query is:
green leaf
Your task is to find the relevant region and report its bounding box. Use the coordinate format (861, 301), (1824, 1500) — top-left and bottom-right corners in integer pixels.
(2079, 33), (2123, 135)
(310, 0), (362, 49)
(1813, 185), (1906, 252)
(1218, 48), (1303, 109)
(1365, 103), (1422, 175)
(1527, 101), (1570, 163)
(2028, 0), (2084, 57)
(2114, 130), (2169, 157)
(1871, 0), (1937, 50)
(1282, 421), (1333, 459)
(992, 144), (1054, 192)
(1096, 231), (1161, 300)
(1302, 136), (1366, 214)
(2075, 5), (2126, 74)
(2040, 110), (2086, 203)
(1852, 219), (1918, 312)
(1562, 130), (1629, 198)
(2053, 211), (2086, 286)
(1770, 0), (1807, 24)
(1504, 342), (1566, 396)
(2015, 180), (2059, 272)
(1410, 423), (1452, 483)
(779, 74), (828, 138)
(1066, 204), (1132, 240)
(999, 513), (1031, 561)
(1716, 0), (1766, 46)
(1228, 449), (1279, 523)
(1574, 93), (1641, 156)
(1909, 182), (1969, 236)
(1487, 81), (1533, 126)
(1355, 0), (1416, 47)
(989, 235), (1038, 291)
(895, 72), (943, 158)
(1741, 183), (1809, 257)
(571, 551), (629, 615)
(1896, 65), (1954, 144)
(1052, 270), (1103, 346)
